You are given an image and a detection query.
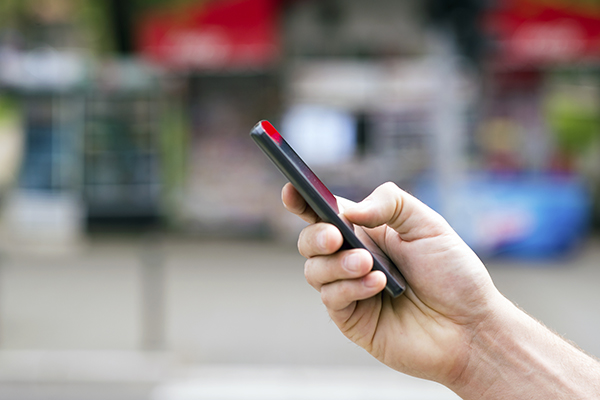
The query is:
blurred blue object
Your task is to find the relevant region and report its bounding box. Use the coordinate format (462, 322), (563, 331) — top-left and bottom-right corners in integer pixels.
(415, 175), (592, 259)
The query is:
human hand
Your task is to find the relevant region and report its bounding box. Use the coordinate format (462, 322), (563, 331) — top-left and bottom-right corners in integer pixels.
(282, 181), (507, 387)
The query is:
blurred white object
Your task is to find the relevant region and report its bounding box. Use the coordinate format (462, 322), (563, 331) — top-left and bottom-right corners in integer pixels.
(152, 365), (460, 400)
(287, 59), (440, 111)
(282, 105), (356, 166)
(428, 30), (470, 224)
(0, 47), (88, 90)
(0, 191), (84, 254)
(0, 350), (172, 383)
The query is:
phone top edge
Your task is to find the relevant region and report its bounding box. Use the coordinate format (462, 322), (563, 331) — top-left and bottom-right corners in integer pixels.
(260, 120), (283, 144)
(251, 120), (283, 144)
(251, 120), (339, 214)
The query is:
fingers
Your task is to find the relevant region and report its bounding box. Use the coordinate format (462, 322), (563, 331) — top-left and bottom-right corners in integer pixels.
(282, 183), (320, 223)
(297, 222), (343, 258)
(284, 181), (386, 302)
(321, 271), (386, 312)
(304, 248), (373, 290)
(299, 223), (386, 309)
(303, 248), (386, 313)
(343, 182), (449, 241)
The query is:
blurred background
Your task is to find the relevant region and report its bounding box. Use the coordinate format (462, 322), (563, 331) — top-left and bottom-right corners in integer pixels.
(0, 0), (599, 398)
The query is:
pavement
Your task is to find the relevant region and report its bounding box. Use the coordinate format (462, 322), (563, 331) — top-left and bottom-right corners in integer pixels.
(0, 235), (597, 399)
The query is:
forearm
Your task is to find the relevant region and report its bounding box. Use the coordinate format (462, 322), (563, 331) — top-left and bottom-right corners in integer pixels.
(452, 296), (600, 399)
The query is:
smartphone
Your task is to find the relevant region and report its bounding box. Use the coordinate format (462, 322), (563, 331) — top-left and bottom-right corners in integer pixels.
(250, 120), (406, 298)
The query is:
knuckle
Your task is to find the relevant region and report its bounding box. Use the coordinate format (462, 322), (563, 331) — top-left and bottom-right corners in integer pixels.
(297, 238), (305, 258)
(320, 281), (351, 310)
(320, 287), (333, 307)
(303, 259), (315, 286)
(380, 181), (397, 191)
(380, 182), (403, 197)
(297, 228), (310, 258)
(303, 259), (310, 279)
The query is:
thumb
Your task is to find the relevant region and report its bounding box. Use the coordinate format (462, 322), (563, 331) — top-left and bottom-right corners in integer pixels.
(342, 182), (450, 241)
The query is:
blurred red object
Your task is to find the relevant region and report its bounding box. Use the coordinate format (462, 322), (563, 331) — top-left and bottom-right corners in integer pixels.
(136, 0), (281, 70)
(485, 0), (600, 68)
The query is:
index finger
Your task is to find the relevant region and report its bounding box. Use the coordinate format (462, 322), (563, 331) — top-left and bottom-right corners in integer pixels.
(282, 183), (320, 224)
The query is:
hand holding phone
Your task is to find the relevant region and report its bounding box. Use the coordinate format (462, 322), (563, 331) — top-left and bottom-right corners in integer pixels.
(250, 120), (406, 298)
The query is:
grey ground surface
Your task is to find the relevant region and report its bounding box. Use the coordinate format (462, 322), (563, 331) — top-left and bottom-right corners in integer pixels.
(0, 236), (597, 399)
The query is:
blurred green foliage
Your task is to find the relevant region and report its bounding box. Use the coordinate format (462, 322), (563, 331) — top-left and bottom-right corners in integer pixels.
(531, 0), (600, 11)
(0, 96), (20, 126)
(545, 72), (600, 156)
(547, 99), (600, 154)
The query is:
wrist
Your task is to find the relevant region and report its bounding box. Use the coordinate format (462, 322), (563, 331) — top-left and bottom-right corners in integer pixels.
(445, 294), (511, 397)
(450, 295), (600, 400)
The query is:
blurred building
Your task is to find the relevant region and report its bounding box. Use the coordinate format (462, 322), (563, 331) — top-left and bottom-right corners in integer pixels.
(0, 0), (598, 252)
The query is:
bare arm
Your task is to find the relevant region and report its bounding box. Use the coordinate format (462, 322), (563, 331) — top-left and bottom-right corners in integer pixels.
(454, 298), (600, 399)
(282, 182), (600, 399)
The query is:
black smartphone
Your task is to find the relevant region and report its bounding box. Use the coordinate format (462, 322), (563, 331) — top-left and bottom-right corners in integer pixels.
(250, 120), (406, 298)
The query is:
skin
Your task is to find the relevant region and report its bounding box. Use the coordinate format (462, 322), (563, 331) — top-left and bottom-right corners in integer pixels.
(282, 181), (600, 399)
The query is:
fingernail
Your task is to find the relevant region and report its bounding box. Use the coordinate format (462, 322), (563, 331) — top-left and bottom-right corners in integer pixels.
(317, 230), (328, 251)
(343, 253), (361, 273)
(363, 274), (380, 288)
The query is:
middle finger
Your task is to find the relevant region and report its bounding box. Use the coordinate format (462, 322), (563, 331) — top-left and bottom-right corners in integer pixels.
(304, 249), (373, 291)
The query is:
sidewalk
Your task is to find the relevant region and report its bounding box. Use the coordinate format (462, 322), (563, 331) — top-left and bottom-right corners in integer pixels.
(0, 236), (597, 399)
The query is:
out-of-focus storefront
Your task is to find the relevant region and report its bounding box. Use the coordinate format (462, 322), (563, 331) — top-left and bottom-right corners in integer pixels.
(464, 0), (600, 257)
(137, 0), (284, 237)
(0, 0), (598, 258)
(139, 0), (600, 258)
(136, 0), (439, 241)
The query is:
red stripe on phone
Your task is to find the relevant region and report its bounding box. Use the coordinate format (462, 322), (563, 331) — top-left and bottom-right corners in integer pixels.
(261, 120), (282, 144)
